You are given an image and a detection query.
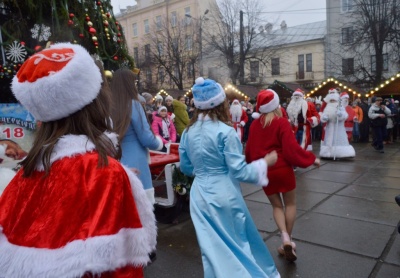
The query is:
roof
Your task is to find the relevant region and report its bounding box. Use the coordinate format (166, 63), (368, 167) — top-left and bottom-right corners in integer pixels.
(252, 20), (326, 49)
(308, 78), (366, 98)
(268, 80), (309, 102)
(368, 72), (400, 97)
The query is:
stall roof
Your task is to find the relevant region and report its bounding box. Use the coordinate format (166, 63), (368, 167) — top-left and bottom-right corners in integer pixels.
(308, 78), (366, 99)
(268, 80), (308, 102)
(367, 72), (400, 97)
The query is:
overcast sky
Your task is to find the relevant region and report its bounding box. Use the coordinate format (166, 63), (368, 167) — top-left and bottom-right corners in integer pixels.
(111, 0), (326, 27)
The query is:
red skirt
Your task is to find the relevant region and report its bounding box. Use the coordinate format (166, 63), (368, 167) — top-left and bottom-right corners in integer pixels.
(263, 166), (296, 196)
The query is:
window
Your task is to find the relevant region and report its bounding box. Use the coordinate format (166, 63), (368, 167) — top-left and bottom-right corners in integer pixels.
(298, 55), (304, 79)
(158, 68), (165, 83)
(144, 44), (151, 59)
(306, 54), (312, 72)
(156, 15), (162, 30)
(157, 42), (163, 55)
(341, 0), (354, 12)
(250, 61), (259, 82)
(171, 11), (177, 27)
(132, 23), (138, 37)
(133, 47), (139, 63)
(271, 58), (280, 75)
(184, 7), (191, 25)
(342, 58), (354, 75)
(185, 36), (192, 51)
(144, 19), (149, 34)
(174, 66), (179, 78)
(187, 63), (194, 78)
(371, 54), (389, 72)
(172, 38), (179, 52)
(342, 27), (353, 44)
(146, 68), (152, 83)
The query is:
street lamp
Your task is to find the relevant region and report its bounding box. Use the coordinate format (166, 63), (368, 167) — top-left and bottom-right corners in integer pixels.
(185, 9), (209, 77)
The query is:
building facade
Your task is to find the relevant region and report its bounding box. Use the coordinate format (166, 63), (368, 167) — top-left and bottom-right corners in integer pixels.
(325, 0), (399, 90)
(244, 21), (326, 91)
(116, 0), (216, 93)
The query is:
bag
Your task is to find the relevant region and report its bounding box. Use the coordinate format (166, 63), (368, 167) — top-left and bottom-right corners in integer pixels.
(370, 108), (388, 127)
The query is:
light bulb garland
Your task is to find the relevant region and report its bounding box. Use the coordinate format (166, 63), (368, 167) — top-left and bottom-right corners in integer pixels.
(366, 72), (400, 97)
(309, 77), (361, 97)
(223, 84), (249, 99)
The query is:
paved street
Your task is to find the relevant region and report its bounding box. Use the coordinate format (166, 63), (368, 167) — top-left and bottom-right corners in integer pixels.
(145, 142), (400, 278)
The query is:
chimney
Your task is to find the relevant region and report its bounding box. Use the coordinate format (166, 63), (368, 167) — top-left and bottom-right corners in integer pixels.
(280, 20), (287, 29)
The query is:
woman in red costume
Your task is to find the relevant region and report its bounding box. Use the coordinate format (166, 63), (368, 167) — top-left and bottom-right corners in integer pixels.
(0, 43), (156, 277)
(246, 89), (320, 262)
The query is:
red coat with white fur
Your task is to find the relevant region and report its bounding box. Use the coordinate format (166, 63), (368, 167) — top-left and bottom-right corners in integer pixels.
(0, 134), (156, 277)
(231, 109), (248, 141)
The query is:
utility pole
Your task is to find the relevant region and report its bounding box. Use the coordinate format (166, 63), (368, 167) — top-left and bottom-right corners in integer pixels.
(239, 10), (244, 85)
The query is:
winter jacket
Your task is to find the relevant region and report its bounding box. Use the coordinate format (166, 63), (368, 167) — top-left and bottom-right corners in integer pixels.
(151, 112), (177, 144)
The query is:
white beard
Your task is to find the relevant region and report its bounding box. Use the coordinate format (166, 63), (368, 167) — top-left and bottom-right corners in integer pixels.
(324, 102), (339, 121)
(287, 97), (303, 124)
(230, 104), (243, 122)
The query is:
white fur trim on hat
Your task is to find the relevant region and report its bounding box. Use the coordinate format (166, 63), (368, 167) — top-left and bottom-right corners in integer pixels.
(252, 112), (261, 119)
(259, 92), (279, 114)
(158, 106), (167, 114)
(293, 89), (304, 97)
(12, 43), (102, 122)
(192, 77), (226, 110)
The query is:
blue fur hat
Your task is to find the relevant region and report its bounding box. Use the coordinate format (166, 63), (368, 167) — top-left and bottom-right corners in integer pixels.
(191, 77), (226, 110)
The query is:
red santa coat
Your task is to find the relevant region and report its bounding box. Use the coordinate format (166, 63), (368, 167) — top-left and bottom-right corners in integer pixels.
(245, 116), (316, 195)
(0, 134), (156, 277)
(231, 108), (248, 141)
(344, 105), (356, 142)
(289, 100), (320, 150)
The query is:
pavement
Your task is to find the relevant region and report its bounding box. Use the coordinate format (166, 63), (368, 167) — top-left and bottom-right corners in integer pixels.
(144, 141), (400, 278)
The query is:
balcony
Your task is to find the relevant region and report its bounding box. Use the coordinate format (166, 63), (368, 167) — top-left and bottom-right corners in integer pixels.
(296, 71), (314, 81)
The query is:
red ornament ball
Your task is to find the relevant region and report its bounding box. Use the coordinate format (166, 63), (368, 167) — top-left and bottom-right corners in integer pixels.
(97, 1), (101, 5)
(69, 13), (75, 18)
(79, 33), (84, 38)
(20, 41), (25, 46)
(68, 20), (74, 26)
(113, 56), (118, 61)
(89, 27), (96, 34)
(106, 12), (111, 18)
(86, 16), (90, 21)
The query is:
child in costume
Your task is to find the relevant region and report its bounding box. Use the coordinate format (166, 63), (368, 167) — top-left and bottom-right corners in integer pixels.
(246, 89), (320, 262)
(151, 106), (177, 151)
(179, 77), (280, 278)
(0, 43), (156, 277)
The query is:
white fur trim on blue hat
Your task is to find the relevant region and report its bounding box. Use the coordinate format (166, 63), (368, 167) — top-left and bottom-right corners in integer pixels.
(12, 43), (102, 122)
(192, 77), (226, 110)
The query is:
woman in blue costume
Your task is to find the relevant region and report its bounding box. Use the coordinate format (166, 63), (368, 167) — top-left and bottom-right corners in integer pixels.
(110, 69), (163, 203)
(179, 77), (281, 278)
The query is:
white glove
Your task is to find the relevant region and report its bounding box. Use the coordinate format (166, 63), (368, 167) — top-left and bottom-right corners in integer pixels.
(322, 115), (329, 122)
(336, 111), (343, 117)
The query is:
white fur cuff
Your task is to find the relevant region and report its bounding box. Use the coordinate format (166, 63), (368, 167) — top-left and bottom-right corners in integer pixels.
(251, 158), (269, 186)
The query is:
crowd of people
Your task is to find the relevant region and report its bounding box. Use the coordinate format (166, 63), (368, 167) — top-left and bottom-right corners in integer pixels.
(1, 42), (399, 277)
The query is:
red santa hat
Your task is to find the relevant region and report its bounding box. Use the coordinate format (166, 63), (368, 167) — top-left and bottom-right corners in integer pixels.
(340, 92), (349, 99)
(12, 43), (102, 122)
(293, 88), (304, 97)
(252, 89), (279, 119)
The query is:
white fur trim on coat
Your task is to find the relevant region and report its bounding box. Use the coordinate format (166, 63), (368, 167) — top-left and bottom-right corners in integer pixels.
(309, 116), (319, 128)
(12, 43), (102, 122)
(250, 158), (268, 186)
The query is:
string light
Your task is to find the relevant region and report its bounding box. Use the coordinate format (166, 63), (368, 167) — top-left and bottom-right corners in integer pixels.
(224, 84), (249, 99)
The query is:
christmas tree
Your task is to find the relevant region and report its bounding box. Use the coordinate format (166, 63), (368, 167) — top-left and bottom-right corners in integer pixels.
(0, 0), (133, 102)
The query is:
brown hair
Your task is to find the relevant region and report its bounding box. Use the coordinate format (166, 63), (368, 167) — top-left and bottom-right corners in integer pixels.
(260, 107), (282, 128)
(21, 75), (118, 177)
(109, 68), (142, 140)
(186, 99), (231, 131)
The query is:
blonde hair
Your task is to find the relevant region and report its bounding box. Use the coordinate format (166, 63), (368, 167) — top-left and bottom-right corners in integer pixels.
(260, 107), (282, 128)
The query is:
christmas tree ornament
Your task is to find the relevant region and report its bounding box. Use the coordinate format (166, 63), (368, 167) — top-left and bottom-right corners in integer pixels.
(5, 41), (27, 63)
